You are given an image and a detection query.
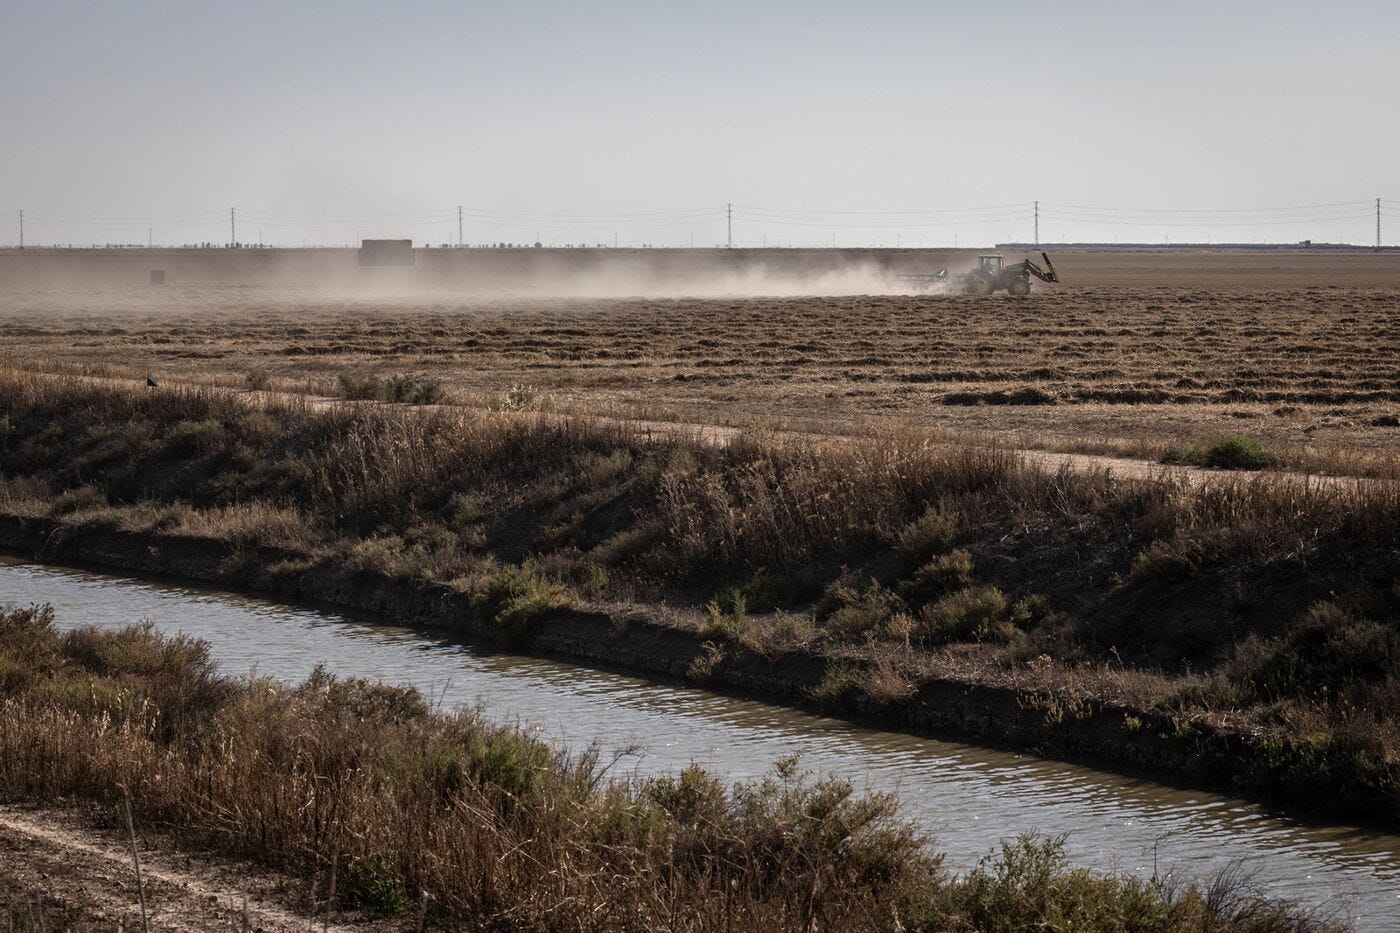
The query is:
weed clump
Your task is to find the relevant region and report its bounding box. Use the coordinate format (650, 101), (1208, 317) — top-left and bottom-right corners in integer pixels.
(1203, 435), (1275, 470)
(918, 586), (1020, 645)
(471, 564), (571, 645)
(1162, 435), (1275, 471)
(337, 372), (444, 405)
(896, 504), (962, 558)
(820, 579), (904, 643)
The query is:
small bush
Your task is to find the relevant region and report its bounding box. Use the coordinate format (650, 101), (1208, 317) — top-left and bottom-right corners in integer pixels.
(386, 374), (444, 405)
(821, 580), (905, 643)
(345, 859), (408, 915)
(337, 372), (382, 400)
(730, 567), (782, 613)
(1130, 539), (1199, 583)
(503, 383), (543, 410)
(859, 654), (920, 704)
(943, 835), (1181, 931)
(1201, 435), (1274, 471)
(162, 418), (227, 456)
(896, 503), (961, 558)
(902, 549), (975, 605)
(471, 564), (571, 645)
(1159, 445), (1204, 466)
(48, 485), (107, 517)
(699, 593), (750, 639)
(339, 373), (444, 405)
(1230, 602), (1400, 703)
(917, 586), (1018, 644)
(809, 661), (860, 705)
(686, 641), (726, 682)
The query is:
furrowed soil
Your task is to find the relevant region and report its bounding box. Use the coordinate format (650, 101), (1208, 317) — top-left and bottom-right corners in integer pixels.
(2, 248), (1398, 475)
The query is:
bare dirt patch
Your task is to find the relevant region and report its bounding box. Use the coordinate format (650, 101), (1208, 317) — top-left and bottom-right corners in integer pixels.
(0, 805), (360, 931)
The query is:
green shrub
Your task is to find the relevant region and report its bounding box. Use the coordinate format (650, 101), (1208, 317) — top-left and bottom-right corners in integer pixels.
(896, 503), (961, 557)
(344, 858), (408, 915)
(700, 593), (750, 639)
(902, 549), (975, 605)
(1231, 602), (1400, 703)
(471, 564), (571, 645)
(730, 567), (782, 613)
(809, 661), (860, 705)
(1159, 445), (1203, 466)
(1201, 435), (1274, 470)
(941, 835), (1178, 931)
(821, 580), (905, 642)
(337, 372), (383, 400)
(918, 586), (1018, 644)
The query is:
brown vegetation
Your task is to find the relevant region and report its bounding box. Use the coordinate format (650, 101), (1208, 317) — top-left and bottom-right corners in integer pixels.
(0, 371), (1397, 821)
(0, 605), (1339, 931)
(1, 249), (1398, 478)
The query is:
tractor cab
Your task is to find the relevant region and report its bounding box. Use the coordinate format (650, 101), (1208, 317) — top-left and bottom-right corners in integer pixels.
(977, 255), (1005, 273)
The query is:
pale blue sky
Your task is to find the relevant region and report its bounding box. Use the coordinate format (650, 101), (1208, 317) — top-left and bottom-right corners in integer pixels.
(2, 0), (1397, 246)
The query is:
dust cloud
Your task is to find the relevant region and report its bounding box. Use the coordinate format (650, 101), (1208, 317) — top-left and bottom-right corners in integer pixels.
(0, 247), (974, 312)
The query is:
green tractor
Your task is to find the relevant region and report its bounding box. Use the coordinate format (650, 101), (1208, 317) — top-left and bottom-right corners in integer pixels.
(961, 252), (1059, 295)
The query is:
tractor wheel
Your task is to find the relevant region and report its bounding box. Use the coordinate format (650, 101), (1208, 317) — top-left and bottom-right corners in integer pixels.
(1007, 276), (1031, 296)
(964, 274), (992, 296)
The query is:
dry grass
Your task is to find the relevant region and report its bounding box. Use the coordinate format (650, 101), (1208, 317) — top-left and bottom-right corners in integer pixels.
(1, 371), (1398, 814)
(0, 606), (1341, 931)
(3, 263), (1399, 477)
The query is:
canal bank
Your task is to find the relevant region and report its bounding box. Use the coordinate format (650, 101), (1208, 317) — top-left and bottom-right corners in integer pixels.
(2, 553), (1398, 926)
(0, 510), (1395, 831)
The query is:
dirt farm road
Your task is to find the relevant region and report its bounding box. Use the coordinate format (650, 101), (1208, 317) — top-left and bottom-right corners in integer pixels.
(0, 805), (352, 932)
(15, 367), (1390, 493)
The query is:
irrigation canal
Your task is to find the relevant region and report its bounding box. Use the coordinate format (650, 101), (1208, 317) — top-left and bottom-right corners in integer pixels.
(2, 555), (1397, 928)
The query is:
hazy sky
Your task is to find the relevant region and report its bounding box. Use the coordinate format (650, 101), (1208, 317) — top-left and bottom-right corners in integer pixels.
(2, 0), (1397, 247)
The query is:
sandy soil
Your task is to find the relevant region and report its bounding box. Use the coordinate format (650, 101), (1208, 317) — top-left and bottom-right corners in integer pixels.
(0, 804), (380, 931)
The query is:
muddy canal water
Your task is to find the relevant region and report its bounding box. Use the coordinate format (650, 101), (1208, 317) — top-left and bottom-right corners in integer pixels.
(2, 555), (1397, 927)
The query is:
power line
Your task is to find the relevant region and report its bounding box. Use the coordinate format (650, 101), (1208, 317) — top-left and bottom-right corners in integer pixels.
(1039, 209), (1377, 228)
(734, 202), (1027, 216)
(1041, 199), (1374, 214)
(738, 210), (1031, 229)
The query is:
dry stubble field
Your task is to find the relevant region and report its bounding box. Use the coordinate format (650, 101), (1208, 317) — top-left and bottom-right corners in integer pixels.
(2, 248), (1398, 474)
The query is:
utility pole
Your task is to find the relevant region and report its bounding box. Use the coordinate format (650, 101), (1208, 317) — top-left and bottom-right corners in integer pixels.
(229, 207), (236, 247)
(148, 227), (152, 248)
(1378, 197), (1383, 249)
(1034, 200), (1039, 245)
(726, 203), (732, 248)
(458, 205), (463, 247)
(17, 209), (22, 249)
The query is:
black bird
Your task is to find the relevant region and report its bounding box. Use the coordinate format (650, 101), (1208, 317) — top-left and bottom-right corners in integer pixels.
(146, 375), (158, 388)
